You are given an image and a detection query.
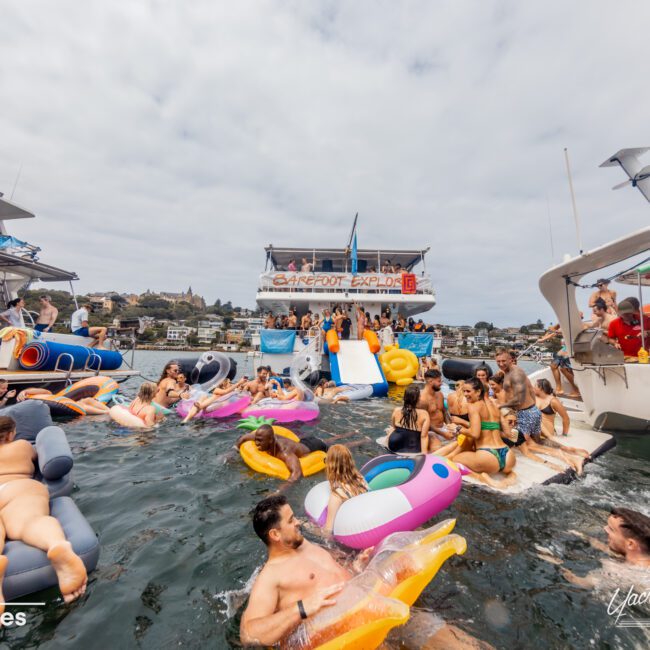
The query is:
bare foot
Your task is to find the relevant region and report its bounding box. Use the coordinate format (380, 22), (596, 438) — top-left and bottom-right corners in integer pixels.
(0, 555), (8, 622)
(574, 457), (586, 477)
(479, 471), (517, 490)
(47, 541), (87, 603)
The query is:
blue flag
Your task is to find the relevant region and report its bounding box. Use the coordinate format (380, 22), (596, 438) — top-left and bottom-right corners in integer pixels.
(351, 232), (358, 275)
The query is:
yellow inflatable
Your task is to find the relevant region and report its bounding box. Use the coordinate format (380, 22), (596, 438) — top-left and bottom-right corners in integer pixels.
(240, 425), (326, 480)
(380, 344), (419, 386)
(283, 519), (466, 650)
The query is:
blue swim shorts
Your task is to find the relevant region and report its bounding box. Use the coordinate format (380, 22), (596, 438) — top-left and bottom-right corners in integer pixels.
(73, 327), (90, 337)
(517, 405), (542, 438)
(34, 323), (49, 332)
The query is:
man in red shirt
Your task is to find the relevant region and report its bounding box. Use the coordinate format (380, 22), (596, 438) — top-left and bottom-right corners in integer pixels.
(607, 299), (650, 357)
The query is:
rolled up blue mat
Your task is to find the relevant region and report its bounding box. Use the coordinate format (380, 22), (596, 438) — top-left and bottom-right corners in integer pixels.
(19, 341), (122, 371)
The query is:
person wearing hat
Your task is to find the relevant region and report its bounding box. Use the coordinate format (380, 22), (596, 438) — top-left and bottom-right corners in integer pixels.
(607, 299), (650, 358)
(589, 278), (618, 315)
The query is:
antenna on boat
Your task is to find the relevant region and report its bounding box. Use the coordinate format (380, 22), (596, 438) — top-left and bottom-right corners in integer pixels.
(563, 148), (583, 255)
(546, 195), (555, 264)
(10, 162), (23, 200)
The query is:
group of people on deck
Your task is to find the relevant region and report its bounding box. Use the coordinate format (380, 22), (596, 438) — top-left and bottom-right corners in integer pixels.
(0, 295), (108, 348)
(385, 349), (591, 488)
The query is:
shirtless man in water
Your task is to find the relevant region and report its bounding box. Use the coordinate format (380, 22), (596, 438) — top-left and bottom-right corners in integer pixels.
(245, 366), (270, 404)
(240, 495), (490, 648)
(418, 369), (454, 443)
(154, 361), (189, 408)
(235, 424), (328, 483)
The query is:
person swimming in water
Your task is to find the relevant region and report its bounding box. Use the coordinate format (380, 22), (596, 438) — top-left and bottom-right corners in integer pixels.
(154, 361), (189, 409)
(0, 415), (87, 611)
(240, 495), (488, 648)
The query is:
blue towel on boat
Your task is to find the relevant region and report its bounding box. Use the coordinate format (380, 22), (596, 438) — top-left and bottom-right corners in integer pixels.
(397, 333), (433, 357)
(260, 329), (296, 354)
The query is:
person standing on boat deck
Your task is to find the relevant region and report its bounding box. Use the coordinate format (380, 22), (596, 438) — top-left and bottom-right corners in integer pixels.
(380, 311), (391, 329)
(264, 312), (276, 330)
(0, 297), (26, 329)
(287, 309), (297, 330)
(538, 324), (580, 398)
(340, 311), (352, 340)
(70, 302), (107, 349)
(381, 260), (393, 273)
(589, 278), (618, 315)
(300, 257), (313, 273)
(496, 348), (543, 444)
(607, 299), (650, 357)
(589, 298), (615, 331)
(355, 306), (366, 340)
(287, 259), (297, 272)
(34, 295), (58, 332)
(300, 311), (312, 333)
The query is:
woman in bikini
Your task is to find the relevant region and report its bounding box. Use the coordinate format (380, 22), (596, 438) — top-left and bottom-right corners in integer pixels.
(0, 415), (87, 608)
(386, 385), (432, 454)
(129, 383), (159, 427)
(488, 372), (506, 404)
(323, 445), (368, 534)
(442, 377), (517, 489)
(181, 377), (248, 423)
(447, 381), (470, 434)
(534, 379), (589, 474)
(154, 361), (188, 409)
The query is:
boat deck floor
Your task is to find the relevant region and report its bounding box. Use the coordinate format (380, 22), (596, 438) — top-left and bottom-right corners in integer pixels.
(0, 369), (141, 385)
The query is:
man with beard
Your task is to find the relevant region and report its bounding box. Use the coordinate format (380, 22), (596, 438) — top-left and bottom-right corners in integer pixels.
(240, 495), (492, 648)
(418, 369), (454, 442)
(244, 366), (270, 405)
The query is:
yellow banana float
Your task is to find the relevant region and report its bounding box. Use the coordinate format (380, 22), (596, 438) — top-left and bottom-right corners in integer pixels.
(281, 519), (467, 650)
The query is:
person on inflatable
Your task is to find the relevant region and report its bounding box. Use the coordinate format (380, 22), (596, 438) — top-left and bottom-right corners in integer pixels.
(239, 495), (481, 648)
(322, 445), (368, 534)
(181, 376), (248, 424)
(269, 377), (303, 403)
(15, 387), (110, 415)
(314, 380), (351, 403)
(245, 366), (271, 405)
(235, 424), (328, 484)
(154, 361), (190, 409)
(128, 383), (160, 427)
(0, 415), (87, 607)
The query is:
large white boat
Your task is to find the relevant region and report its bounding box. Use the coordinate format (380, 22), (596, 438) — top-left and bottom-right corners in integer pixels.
(0, 194), (140, 390)
(253, 238), (436, 385)
(530, 148), (650, 433)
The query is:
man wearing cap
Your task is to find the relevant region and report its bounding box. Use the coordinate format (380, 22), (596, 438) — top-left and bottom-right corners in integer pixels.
(589, 279), (618, 315)
(607, 299), (650, 358)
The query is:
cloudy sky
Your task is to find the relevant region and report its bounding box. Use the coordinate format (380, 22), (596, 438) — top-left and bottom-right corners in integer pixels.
(1, 1), (648, 326)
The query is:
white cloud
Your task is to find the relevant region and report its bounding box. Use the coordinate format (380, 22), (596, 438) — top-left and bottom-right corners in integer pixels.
(1, 0), (648, 326)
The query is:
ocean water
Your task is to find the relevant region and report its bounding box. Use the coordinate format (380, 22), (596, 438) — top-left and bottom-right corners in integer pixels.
(5, 351), (650, 649)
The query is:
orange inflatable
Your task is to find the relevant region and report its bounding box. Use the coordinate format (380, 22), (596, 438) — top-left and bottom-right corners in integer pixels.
(363, 329), (381, 354)
(325, 329), (340, 353)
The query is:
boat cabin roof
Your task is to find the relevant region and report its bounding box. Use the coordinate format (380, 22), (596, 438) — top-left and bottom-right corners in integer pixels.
(0, 197), (35, 221)
(0, 250), (78, 282)
(264, 246), (430, 272)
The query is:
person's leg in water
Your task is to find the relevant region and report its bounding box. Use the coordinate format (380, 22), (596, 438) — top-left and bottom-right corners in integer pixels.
(0, 480), (87, 603)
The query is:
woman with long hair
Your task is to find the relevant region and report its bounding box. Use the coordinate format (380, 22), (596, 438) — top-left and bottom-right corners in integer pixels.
(154, 361), (188, 408)
(386, 385), (432, 454)
(323, 445), (368, 533)
(488, 372), (506, 404)
(447, 380), (470, 431)
(534, 378), (589, 471)
(356, 305), (367, 340)
(440, 377), (517, 489)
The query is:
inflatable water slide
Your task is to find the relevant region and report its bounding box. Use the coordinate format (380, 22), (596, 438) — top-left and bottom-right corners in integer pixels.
(326, 330), (388, 398)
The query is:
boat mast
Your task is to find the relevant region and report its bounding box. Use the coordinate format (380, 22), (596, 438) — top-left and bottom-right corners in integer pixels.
(564, 148), (583, 255)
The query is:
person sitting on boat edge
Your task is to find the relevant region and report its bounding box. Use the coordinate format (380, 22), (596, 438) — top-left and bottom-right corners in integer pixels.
(0, 297), (26, 329)
(589, 297), (615, 331)
(607, 298), (650, 358)
(589, 278), (618, 315)
(239, 495), (486, 648)
(70, 301), (107, 349)
(34, 294), (58, 333)
(0, 415), (87, 608)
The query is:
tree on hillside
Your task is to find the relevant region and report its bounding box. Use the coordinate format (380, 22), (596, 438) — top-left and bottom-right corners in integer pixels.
(474, 321), (494, 331)
(520, 325), (529, 334)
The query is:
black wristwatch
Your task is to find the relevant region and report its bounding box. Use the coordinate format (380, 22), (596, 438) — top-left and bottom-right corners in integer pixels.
(297, 600), (308, 620)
